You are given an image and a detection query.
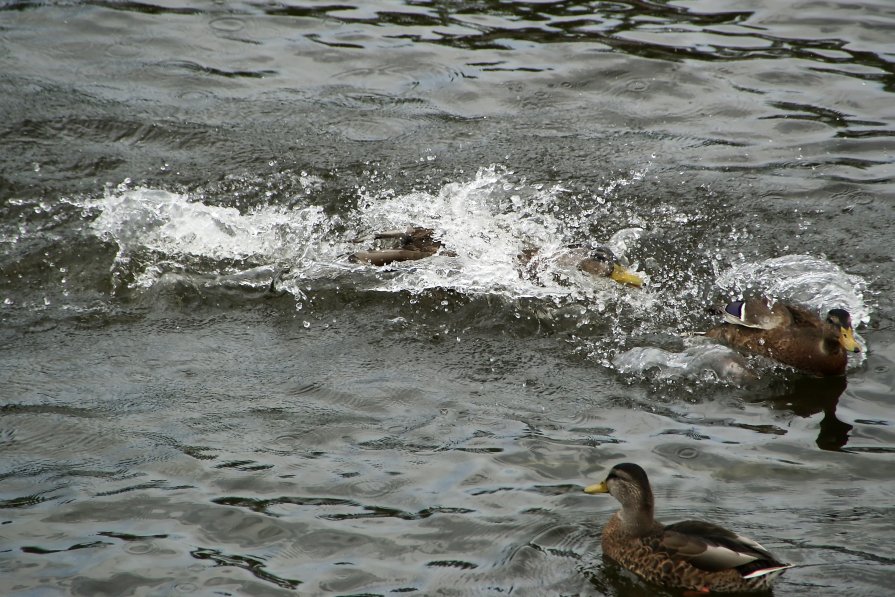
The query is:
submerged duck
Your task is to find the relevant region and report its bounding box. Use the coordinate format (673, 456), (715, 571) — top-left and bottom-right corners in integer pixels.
(350, 226), (643, 287)
(704, 299), (860, 376)
(584, 463), (792, 593)
(349, 227), (450, 266)
(518, 245), (643, 287)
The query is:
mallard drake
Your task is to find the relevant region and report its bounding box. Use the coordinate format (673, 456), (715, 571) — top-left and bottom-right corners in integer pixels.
(349, 227), (452, 266)
(584, 463), (792, 593)
(518, 245), (643, 287)
(703, 299), (860, 377)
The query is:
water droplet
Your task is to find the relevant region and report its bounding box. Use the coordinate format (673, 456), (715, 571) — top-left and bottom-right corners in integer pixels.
(124, 542), (152, 555)
(677, 447), (699, 460)
(210, 16), (245, 33)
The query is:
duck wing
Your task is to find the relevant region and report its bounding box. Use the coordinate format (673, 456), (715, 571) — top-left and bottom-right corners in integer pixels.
(782, 303), (824, 329)
(660, 520), (786, 575)
(719, 299), (792, 330)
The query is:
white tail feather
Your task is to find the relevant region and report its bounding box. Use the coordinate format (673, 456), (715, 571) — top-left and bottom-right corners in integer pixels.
(742, 563), (794, 579)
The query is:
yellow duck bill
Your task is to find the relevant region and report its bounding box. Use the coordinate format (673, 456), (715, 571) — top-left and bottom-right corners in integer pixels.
(609, 263), (643, 287)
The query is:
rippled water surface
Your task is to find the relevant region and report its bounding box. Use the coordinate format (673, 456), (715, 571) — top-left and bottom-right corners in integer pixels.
(2, 1), (894, 595)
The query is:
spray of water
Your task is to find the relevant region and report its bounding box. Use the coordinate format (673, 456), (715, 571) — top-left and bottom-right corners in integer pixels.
(86, 167), (868, 384)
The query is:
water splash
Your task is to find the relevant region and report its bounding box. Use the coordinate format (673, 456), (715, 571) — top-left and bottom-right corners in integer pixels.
(92, 188), (289, 261)
(347, 166), (649, 303)
(87, 187), (344, 291)
(84, 170), (870, 381)
(612, 340), (756, 384)
(715, 254), (869, 325)
(612, 254), (870, 382)
(87, 167), (651, 305)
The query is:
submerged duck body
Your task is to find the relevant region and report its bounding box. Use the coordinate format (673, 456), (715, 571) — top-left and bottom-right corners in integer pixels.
(349, 227), (448, 266)
(704, 299), (861, 376)
(585, 463), (792, 593)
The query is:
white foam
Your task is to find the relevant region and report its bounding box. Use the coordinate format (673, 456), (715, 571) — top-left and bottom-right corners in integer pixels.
(348, 165), (649, 303)
(88, 187), (347, 289)
(87, 168), (649, 302)
(84, 170), (870, 380)
(612, 341), (755, 383)
(715, 254), (870, 325)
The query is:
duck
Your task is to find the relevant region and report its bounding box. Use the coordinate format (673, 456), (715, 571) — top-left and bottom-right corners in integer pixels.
(584, 463), (792, 593)
(703, 298), (860, 376)
(349, 227), (450, 266)
(518, 244), (643, 287)
(350, 226), (643, 287)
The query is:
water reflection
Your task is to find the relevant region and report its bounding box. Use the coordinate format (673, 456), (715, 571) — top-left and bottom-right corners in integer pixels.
(762, 376), (852, 452)
(586, 555), (681, 597)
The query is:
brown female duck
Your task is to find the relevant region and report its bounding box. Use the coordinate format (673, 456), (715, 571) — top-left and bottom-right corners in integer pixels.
(704, 299), (860, 376)
(585, 463), (792, 593)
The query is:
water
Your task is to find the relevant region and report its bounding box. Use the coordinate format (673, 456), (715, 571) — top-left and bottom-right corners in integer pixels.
(2, 1), (894, 595)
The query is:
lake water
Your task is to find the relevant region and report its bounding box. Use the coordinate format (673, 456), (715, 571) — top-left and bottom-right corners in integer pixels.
(2, 1), (894, 595)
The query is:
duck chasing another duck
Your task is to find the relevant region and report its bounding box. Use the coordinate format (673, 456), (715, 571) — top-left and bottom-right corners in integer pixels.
(584, 463), (793, 593)
(348, 227), (452, 266)
(703, 299), (861, 377)
(350, 226), (643, 287)
(518, 244), (643, 287)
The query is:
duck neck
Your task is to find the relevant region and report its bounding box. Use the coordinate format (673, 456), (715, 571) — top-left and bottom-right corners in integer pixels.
(617, 493), (656, 536)
(821, 335), (842, 356)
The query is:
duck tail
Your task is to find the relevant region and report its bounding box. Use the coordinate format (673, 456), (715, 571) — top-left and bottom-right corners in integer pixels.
(741, 562), (794, 579)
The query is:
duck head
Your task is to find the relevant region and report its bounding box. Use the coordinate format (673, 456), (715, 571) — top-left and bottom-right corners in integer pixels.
(826, 308), (860, 353)
(578, 247), (643, 287)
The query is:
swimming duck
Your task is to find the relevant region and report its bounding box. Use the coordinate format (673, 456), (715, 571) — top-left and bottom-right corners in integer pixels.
(584, 463), (792, 593)
(704, 299), (860, 377)
(350, 226), (643, 287)
(349, 227), (452, 266)
(518, 244), (643, 287)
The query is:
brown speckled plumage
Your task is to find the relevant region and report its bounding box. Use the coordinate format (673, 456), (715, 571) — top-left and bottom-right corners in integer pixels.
(704, 299), (860, 377)
(585, 463), (792, 593)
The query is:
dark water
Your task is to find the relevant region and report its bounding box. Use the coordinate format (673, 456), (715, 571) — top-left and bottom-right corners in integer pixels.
(2, 1), (895, 595)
